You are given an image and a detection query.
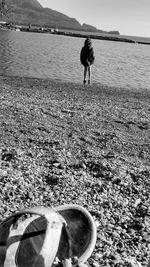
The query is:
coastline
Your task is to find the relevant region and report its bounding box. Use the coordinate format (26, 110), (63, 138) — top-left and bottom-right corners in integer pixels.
(0, 75), (150, 266)
(1, 25), (150, 45)
(19, 28), (150, 45)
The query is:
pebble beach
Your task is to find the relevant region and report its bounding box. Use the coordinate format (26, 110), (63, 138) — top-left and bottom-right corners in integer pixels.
(0, 75), (150, 266)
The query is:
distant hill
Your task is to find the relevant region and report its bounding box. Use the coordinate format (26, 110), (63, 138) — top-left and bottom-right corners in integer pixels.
(4, 0), (120, 34)
(7, 0), (43, 10)
(81, 23), (120, 35)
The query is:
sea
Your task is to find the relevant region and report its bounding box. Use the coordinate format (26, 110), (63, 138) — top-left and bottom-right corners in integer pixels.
(0, 29), (150, 90)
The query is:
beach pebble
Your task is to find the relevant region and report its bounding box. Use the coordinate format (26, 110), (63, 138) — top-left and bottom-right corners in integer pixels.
(92, 262), (99, 267)
(94, 253), (102, 260)
(112, 231), (120, 239)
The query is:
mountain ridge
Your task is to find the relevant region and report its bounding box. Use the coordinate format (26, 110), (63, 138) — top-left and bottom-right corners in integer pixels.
(3, 0), (120, 34)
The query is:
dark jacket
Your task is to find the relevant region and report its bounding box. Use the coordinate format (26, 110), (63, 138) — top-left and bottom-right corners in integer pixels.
(80, 45), (95, 66)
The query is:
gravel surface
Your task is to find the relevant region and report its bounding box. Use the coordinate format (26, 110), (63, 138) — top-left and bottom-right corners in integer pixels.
(0, 75), (150, 266)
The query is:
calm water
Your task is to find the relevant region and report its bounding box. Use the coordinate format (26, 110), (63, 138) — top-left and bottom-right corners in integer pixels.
(0, 29), (150, 89)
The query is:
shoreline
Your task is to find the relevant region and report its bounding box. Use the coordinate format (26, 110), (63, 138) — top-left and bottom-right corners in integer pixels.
(1, 74), (150, 95)
(0, 75), (150, 266)
(1, 25), (150, 45)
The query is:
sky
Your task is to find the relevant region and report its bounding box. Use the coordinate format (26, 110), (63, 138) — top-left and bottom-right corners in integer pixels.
(38, 0), (150, 37)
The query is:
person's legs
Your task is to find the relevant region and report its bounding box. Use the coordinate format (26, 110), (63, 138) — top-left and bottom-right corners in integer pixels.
(83, 66), (88, 84)
(87, 65), (92, 84)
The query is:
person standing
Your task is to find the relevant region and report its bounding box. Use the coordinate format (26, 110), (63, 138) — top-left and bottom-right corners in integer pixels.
(80, 38), (95, 84)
